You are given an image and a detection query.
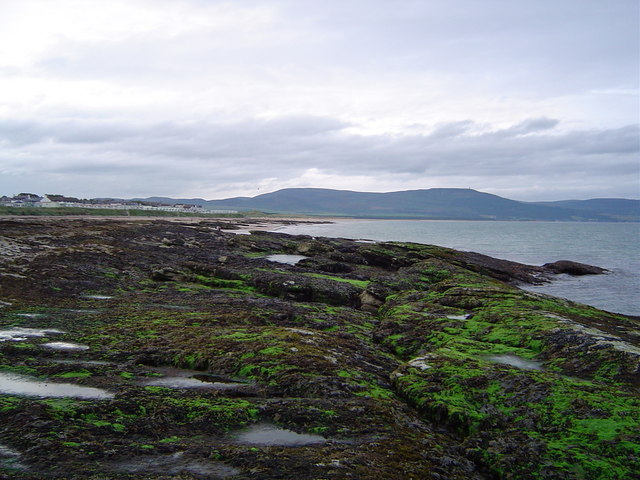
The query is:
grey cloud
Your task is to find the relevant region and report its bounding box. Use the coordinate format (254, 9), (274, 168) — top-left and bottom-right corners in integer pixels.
(26, 0), (638, 102)
(0, 114), (347, 153)
(275, 0), (638, 95)
(569, 127), (640, 155)
(1, 1), (637, 200)
(50, 161), (161, 175)
(428, 121), (474, 139)
(497, 118), (560, 137)
(0, 120), (49, 146)
(1, 114), (636, 199)
(0, 119), (142, 146)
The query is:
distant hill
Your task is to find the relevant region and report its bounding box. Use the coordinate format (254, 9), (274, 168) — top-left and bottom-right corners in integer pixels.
(533, 199), (640, 222)
(137, 188), (639, 221)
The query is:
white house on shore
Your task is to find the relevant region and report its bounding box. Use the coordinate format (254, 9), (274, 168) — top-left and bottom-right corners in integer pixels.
(39, 195), (61, 208)
(1, 193), (238, 215)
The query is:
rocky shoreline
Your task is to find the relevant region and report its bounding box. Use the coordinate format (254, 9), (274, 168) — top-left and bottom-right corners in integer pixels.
(0, 217), (638, 479)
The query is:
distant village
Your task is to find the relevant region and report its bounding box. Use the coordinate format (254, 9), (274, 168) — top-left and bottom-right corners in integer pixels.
(0, 193), (237, 214)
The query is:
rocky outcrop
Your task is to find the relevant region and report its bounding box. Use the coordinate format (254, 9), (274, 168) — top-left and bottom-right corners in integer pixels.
(542, 260), (609, 275)
(0, 218), (636, 480)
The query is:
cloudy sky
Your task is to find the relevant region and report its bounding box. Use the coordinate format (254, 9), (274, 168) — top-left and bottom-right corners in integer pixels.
(0, 0), (638, 201)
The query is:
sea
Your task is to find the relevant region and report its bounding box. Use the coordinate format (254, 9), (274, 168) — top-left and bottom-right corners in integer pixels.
(275, 220), (640, 317)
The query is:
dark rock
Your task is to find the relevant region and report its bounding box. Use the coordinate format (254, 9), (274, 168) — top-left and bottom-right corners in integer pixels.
(359, 247), (414, 270)
(542, 260), (608, 276)
(150, 268), (184, 282)
(298, 258), (353, 273)
(360, 290), (385, 313)
(296, 240), (331, 255)
(455, 251), (547, 284)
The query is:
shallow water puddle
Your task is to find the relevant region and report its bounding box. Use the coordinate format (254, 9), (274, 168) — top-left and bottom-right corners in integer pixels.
(0, 372), (113, 399)
(49, 358), (109, 366)
(0, 445), (20, 457)
(81, 294), (113, 300)
(109, 452), (240, 477)
(265, 254), (308, 265)
(446, 315), (468, 320)
(146, 303), (192, 310)
(0, 444), (27, 471)
(485, 354), (543, 371)
(144, 377), (248, 390)
(0, 327), (64, 342)
(231, 422), (326, 446)
(60, 309), (101, 314)
(42, 341), (90, 351)
(142, 367), (251, 391)
(14, 313), (47, 319)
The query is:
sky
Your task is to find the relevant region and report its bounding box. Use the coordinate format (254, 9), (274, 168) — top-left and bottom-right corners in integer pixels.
(0, 0), (638, 201)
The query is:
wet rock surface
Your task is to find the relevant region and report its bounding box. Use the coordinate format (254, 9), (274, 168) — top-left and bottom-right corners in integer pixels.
(0, 217), (637, 479)
(542, 259), (609, 276)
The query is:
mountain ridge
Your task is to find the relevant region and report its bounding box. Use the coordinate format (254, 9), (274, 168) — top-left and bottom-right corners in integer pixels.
(136, 188), (639, 221)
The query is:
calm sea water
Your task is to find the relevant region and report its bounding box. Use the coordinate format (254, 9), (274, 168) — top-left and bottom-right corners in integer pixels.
(277, 220), (640, 316)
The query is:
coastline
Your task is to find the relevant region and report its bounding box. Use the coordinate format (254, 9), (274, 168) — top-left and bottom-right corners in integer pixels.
(0, 217), (638, 479)
(274, 218), (640, 316)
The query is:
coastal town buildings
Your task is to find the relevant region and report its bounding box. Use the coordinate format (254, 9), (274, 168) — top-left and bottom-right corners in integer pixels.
(0, 193), (237, 214)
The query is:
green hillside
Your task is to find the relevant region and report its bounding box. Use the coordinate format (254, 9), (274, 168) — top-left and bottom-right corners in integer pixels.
(140, 188), (638, 221)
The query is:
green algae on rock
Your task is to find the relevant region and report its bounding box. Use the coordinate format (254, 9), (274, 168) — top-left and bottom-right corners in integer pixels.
(0, 217), (637, 479)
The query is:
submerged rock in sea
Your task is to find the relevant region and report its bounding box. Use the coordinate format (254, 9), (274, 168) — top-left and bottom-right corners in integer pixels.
(542, 259), (608, 275)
